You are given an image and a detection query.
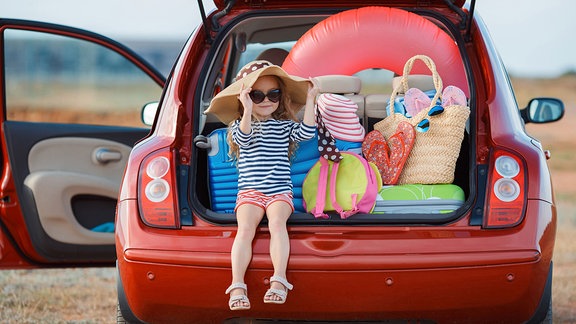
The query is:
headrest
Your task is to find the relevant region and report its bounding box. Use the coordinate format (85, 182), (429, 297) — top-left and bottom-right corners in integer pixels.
(255, 48), (290, 66)
(314, 75), (362, 94)
(392, 74), (435, 94)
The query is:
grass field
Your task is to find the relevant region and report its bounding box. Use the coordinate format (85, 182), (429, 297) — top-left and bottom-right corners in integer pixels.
(0, 76), (575, 323)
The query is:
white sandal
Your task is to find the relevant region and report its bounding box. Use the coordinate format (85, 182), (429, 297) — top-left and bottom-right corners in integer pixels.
(263, 276), (293, 304)
(226, 282), (250, 310)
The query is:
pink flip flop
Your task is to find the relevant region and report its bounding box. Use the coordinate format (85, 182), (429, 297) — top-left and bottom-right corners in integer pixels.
(442, 85), (467, 107)
(361, 122), (415, 185)
(404, 88), (431, 117)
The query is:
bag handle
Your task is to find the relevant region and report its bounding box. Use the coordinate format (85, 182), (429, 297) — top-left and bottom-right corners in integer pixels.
(309, 157), (330, 219)
(388, 55), (443, 117)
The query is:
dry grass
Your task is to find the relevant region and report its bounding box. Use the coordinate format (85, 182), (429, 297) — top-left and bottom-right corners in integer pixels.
(553, 202), (576, 322)
(0, 76), (575, 323)
(0, 268), (116, 323)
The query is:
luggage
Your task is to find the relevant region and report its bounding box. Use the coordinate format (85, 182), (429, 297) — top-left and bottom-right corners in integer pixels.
(203, 128), (362, 213)
(302, 152), (381, 219)
(292, 136), (362, 213)
(373, 183), (464, 214)
(204, 128), (238, 214)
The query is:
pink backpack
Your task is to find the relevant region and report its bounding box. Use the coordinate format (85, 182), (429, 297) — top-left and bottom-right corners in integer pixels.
(302, 152), (381, 219)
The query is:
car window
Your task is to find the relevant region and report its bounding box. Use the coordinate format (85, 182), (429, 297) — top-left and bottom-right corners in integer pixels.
(238, 42), (395, 95)
(4, 29), (162, 127)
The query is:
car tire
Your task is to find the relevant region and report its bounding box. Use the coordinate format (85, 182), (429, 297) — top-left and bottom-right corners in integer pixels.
(117, 303), (128, 324)
(540, 299), (553, 324)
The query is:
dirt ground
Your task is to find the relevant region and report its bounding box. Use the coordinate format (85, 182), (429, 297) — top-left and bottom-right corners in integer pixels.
(0, 76), (575, 323)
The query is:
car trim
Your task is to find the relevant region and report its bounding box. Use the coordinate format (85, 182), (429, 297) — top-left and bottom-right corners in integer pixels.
(124, 248), (540, 269)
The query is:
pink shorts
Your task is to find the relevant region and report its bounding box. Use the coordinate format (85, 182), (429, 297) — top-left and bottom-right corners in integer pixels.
(235, 189), (294, 213)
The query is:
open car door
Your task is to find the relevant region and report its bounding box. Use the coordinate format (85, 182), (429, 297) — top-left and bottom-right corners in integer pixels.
(0, 19), (165, 268)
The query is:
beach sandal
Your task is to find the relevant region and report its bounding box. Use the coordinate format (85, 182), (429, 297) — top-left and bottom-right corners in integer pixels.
(361, 122), (415, 185)
(226, 282), (250, 311)
(441, 85), (467, 107)
(263, 276), (293, 304)
(404, 87), (432, 117)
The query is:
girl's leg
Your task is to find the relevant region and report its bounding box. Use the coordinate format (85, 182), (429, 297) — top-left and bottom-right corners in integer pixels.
(264, 201), (292, 302)
(229, 204), (265, 307)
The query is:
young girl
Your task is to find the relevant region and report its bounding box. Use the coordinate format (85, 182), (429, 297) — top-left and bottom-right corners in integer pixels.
(205, 60), (318, 311)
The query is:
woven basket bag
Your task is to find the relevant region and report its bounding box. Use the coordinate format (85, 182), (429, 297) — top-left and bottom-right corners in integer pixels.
(373, 55), (470, 184)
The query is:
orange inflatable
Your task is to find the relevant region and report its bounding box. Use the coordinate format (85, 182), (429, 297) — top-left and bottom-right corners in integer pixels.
(282, 7), (468, 94)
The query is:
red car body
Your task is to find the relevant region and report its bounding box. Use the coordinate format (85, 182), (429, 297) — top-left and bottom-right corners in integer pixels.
(0, 0), (564, 323)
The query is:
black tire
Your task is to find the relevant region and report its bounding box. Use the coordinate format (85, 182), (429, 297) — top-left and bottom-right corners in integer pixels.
(117, 302), (128, 324)
(540, 299), (553, 324)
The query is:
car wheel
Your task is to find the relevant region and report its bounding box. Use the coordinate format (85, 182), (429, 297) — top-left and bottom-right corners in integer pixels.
(117, 302), (128, 324)
(539, 299), (553, 324)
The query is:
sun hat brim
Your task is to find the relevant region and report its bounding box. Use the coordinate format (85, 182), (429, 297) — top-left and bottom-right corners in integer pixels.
(205, 64), (311, 124)
(317, 93), (365, 142)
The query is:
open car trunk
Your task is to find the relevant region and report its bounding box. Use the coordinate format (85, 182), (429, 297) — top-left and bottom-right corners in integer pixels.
(190, 4), (474, 226)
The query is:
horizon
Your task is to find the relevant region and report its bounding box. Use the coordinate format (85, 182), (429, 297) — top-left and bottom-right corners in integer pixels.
(2, 0), (575, 78)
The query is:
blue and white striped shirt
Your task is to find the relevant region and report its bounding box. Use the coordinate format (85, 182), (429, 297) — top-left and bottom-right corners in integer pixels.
(231, 119), (316, 195)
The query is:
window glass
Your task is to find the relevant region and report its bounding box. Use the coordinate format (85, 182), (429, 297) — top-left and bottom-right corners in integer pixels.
(4, 29), (162, 127)
(239, 42), (294, 70)
(239, 42), (394, 95)
(354, 68), (394, 95)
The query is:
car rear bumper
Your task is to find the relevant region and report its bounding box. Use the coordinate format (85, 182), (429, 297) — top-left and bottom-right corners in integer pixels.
(115, 199), (555, 323)
(118, 249), (549, 323)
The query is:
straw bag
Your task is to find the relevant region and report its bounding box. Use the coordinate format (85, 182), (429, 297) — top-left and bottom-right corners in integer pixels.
(373, 55), (470, 184)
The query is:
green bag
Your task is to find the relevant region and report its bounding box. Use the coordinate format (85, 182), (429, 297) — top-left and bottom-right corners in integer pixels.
(302, 152), (382, 219)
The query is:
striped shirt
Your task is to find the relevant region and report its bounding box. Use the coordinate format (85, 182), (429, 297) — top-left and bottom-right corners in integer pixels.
(231, 119), (315, 195)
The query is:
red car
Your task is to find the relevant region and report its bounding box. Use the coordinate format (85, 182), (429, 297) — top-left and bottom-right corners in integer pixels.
(0, 0), (565, 323)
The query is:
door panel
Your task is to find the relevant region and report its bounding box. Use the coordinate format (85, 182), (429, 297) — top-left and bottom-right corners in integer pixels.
(26, 137), (131, 245)
(4, 121), (148, 263)
(0, 20), (165, 267)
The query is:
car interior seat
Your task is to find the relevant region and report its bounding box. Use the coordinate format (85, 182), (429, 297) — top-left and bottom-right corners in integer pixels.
(256, 48), (290, 66)
(297, 74), (364, 124)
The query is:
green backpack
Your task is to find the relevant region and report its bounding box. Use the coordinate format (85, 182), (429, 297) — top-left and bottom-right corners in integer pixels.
(302, 152), (382, 219)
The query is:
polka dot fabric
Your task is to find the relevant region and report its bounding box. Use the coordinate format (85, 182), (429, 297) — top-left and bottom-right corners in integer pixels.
(316, 107), (343, 162)
(235, 61), (271, 81)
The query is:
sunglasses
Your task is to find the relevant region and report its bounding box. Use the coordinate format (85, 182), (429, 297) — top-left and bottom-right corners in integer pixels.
(248, 89), (282, 104)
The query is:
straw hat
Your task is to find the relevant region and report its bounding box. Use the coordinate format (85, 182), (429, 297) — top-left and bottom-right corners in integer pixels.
(205, 60), (311, 124)
(317, 93), (365, 142)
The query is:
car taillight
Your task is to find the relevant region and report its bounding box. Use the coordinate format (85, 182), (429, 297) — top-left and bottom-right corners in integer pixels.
(484, 150), (526, 228)
(138, 148), (180, 229)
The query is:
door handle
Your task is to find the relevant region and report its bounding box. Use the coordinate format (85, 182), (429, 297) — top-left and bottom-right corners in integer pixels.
(94, 148), (123, 164)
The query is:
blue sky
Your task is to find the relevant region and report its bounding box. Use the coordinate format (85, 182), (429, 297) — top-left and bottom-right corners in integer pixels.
(2, 0), (574, 77)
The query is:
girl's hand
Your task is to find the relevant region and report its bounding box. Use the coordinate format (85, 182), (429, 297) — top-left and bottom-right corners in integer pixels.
(238, 84), (253, 134)
(238, 84), (253, 118)
(302, 77), (320, 127)
(307, 77), (320, 102)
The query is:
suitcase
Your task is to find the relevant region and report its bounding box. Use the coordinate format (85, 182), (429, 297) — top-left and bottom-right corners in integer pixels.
(205, 128), (238, 213)
(204, 128), (362, 213)
(373, 183), (464, 214)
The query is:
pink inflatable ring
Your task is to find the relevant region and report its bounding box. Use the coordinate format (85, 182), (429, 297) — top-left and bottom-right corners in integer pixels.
(282, 6), (468, 95)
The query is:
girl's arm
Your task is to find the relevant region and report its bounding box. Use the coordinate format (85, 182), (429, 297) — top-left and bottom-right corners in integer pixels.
(238, 84), (253, 134)
(302, 78), (319, 127)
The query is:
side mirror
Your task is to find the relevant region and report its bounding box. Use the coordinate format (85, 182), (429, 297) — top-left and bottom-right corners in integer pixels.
(141, 102), (159, 126)
(520, 98), (564, 124)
